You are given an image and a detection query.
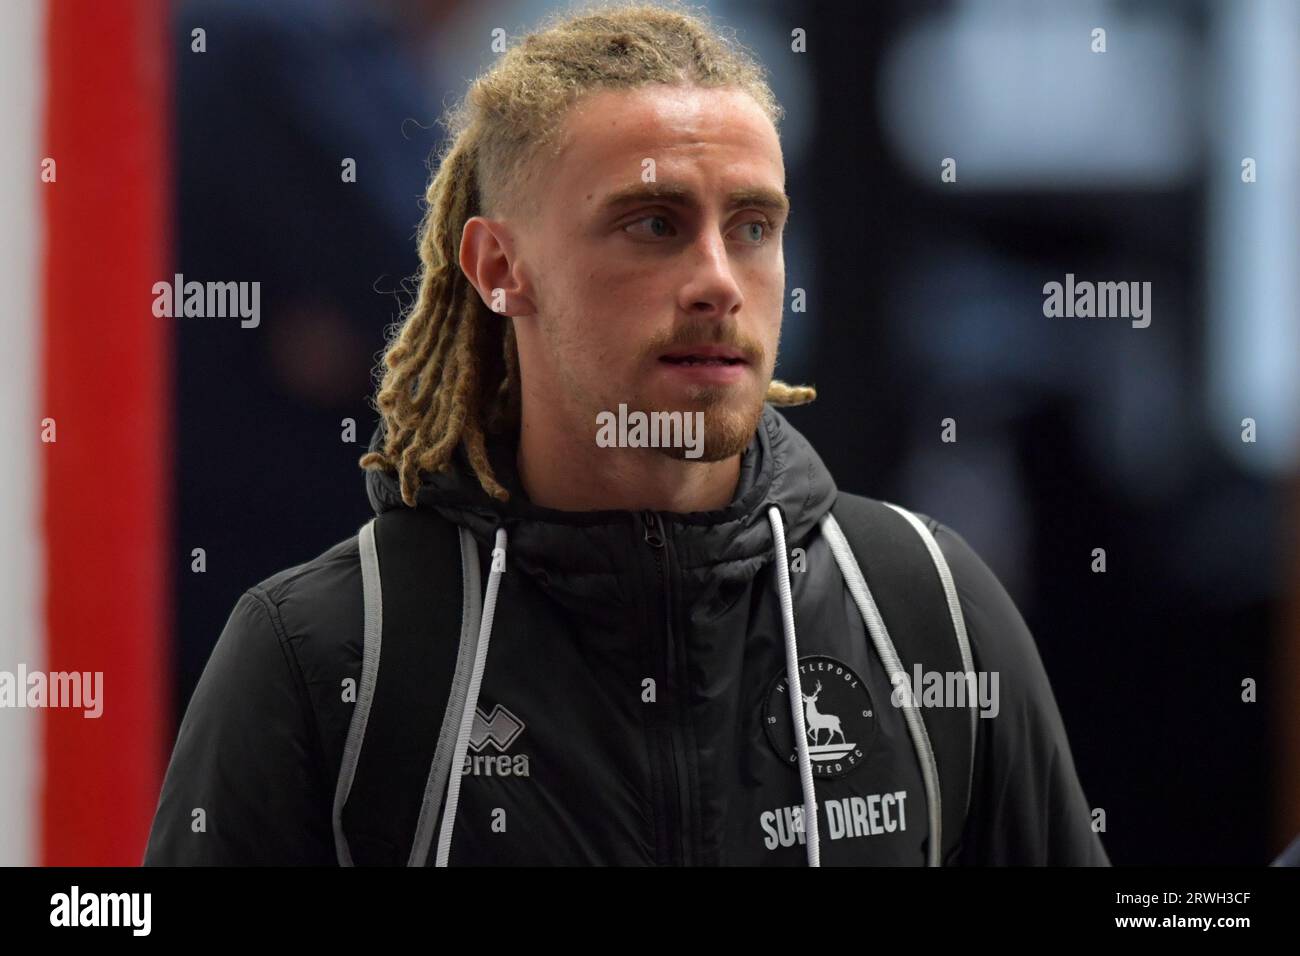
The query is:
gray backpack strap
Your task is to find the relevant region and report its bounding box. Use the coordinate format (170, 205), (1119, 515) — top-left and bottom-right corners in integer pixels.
(882, 501), (978, 798)
(333, 508), (479, 866)
(826, 494), (977, 866)
(332, 518), (383, 865)
(409, 521), (483, 865)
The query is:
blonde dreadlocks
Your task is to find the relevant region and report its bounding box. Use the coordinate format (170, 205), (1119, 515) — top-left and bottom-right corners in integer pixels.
(359, 0), (815, 507)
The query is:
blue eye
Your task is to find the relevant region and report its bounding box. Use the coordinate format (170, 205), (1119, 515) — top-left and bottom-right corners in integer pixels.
(737, 221), (768, 244)
(624, 215), (675, 238)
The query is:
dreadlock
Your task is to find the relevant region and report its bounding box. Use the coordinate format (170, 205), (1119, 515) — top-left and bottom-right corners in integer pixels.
(359, 0), (815, 507)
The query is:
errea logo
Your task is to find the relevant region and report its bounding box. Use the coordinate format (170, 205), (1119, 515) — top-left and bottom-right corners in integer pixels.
(464, 703), (531, 777)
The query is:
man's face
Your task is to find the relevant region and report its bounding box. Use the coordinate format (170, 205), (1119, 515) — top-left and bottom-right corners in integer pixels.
(511, 84), (788, 461)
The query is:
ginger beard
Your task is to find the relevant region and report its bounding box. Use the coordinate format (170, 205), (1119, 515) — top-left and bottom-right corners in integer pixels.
(630, 318), (775, 462)
(529, 293), (779, 464)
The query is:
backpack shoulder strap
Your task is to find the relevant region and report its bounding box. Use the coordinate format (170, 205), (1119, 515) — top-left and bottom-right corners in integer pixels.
(828, 493), (976, 865)
(333, 506), (480, 866)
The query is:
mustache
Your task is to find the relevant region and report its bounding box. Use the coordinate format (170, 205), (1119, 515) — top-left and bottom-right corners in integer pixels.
(641, 321), (766, 365)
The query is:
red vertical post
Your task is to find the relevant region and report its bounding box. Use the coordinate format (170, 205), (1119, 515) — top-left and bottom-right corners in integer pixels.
(41, 0), (171, 864)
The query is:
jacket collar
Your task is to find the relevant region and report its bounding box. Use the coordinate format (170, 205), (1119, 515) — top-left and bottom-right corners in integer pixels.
(365, 403), (838, 609)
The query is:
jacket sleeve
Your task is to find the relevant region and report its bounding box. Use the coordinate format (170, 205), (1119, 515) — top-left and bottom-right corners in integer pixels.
(142, 589), (336, 865)
(930, 521), (1110, 866)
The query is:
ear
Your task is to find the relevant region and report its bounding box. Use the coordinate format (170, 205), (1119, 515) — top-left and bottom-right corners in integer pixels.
(460, 216), (537, 318)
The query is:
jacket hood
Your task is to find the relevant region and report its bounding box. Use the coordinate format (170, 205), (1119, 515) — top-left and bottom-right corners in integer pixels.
(364, 403), (837, 614)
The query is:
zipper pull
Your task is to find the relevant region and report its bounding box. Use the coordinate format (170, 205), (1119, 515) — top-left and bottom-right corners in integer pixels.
(641, 509), (665, 548)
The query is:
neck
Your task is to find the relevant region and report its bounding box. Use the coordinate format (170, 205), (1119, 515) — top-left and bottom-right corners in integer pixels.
(515, 401), (743, 513)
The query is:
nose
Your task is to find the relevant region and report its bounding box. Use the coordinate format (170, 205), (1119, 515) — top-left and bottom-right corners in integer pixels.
(679, 227), (744, 321)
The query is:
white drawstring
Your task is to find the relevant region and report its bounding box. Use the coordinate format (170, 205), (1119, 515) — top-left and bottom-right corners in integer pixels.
(767, 506), (820, 867)
(435, 526), (508, 866)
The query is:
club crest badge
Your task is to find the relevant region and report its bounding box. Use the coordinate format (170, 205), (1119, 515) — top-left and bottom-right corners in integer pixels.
(763, 655), (876, 778)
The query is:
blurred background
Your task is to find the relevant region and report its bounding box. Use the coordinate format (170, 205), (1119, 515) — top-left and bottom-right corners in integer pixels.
(1, 0), (1297, 865)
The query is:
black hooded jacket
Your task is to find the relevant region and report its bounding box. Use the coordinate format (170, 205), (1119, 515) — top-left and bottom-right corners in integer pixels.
(144, 405), (1109, 866)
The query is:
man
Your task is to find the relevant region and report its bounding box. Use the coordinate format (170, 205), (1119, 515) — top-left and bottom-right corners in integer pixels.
(144, 1), (1108, 866)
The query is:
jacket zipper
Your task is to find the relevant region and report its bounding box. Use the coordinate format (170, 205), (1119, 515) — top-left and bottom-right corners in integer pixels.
(641, 509), (691, 866)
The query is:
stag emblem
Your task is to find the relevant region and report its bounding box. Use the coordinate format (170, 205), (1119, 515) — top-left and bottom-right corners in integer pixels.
(763, 657), (873, 777)
(801, 680), (847, 747)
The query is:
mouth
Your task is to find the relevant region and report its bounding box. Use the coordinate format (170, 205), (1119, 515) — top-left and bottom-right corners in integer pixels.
(657, 346), (749, 367)
(655, 343), (753, 388)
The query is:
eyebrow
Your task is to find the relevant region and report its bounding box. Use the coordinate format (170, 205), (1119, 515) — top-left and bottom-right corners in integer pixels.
(598, 182), (791, 220)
